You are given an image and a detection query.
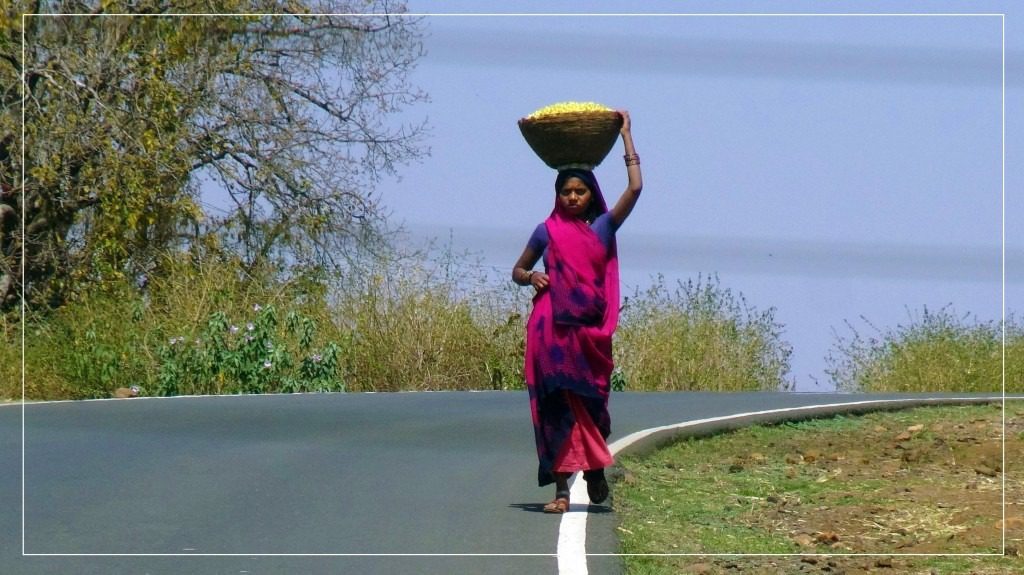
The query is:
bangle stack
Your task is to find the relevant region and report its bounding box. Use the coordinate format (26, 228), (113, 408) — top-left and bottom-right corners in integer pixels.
(624, 153), (640, 167)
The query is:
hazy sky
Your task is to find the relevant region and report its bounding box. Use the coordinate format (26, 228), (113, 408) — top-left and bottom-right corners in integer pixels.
(373, 0), (1020, 391)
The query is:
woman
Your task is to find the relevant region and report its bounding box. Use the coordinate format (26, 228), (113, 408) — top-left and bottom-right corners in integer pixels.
(512, 110), (643, 514)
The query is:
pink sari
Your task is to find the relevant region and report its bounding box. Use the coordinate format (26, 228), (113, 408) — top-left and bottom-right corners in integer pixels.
(525, 173), (620, 486)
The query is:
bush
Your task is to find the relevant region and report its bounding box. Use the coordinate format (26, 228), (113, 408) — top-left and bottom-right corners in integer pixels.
(13, 253), (800, 398)
(614, 274), (794, 391)
(1, 312), (22, 400)
(17, 254), (349, 399)
(826, 305), (1022, 393)
(15, 247), (535, 399)
(22, 283), (152, 399)
(333, 255), (530, 392)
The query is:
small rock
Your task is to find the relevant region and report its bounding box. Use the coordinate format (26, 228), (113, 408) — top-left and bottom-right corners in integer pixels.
(875, 557), (894, 568)
(800, 556), (818, 565)
(974, 464), (998, 477)
(802, 449), (821, 463)
(894, 431), (913, 442)
(901, 449), (924, 463)
(792, 534), (816, 547)
(984, 459), (1004, 472)
(690, 562), (714, 574)
(906, 424), (924, 432)
(997, 518), (1024, 530)
(786, 453), (804, 464)
(815, 531), (839, 544)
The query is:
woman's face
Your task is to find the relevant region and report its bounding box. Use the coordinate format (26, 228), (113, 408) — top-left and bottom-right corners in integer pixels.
(558, 177), (593, 218)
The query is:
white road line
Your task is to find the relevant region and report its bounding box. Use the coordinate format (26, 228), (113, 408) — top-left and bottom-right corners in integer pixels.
(555, 395), (1015, 574)
(556, 473), (590, 575)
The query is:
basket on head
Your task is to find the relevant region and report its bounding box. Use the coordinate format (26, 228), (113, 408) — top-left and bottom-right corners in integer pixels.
(518, 106), (623, 171)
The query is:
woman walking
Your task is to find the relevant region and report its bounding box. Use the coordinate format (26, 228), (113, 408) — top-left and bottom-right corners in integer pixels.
(512, 110), (643, 514)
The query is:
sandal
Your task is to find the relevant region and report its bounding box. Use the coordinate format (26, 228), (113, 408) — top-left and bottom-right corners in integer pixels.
(543, 497), (570, 514)
(584, 469), (609, 504)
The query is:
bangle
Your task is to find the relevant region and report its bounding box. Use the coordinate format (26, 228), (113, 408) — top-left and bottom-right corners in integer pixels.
(525, 270), (535, 284)
(624, 153), (640, 166)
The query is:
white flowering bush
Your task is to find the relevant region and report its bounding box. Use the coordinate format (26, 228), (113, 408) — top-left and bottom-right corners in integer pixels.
(156, 304), (343, 396)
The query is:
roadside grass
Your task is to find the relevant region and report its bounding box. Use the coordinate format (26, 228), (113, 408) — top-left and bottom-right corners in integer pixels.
(615, 274), (793, 392)
(10, 248), (795, 398)
(613, 403), (1022, 575)
(12, 243), (1015, 400)
(1, 312), (19, 399)
(12, 252), (534, 399)
(333, 254), (529, 392)
(827, 305), (1021, 393)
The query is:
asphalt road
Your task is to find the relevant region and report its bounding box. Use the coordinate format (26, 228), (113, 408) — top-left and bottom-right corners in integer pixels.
(0, 391), (1009, 574)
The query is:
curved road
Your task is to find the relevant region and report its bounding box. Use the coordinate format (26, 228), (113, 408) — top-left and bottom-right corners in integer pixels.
(0, 391), (1011, 574)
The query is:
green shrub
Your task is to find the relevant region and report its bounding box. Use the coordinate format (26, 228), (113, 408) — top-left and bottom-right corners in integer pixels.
(614, 274), (793, 391)
(1, 312), (21, 400)
(22, 283), (152, 399)
(826, 305), (1021, 393)
(16, 254), (350, 399)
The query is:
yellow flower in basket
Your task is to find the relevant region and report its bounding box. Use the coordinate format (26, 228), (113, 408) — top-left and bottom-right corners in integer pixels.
(519, 101), (623, 170)
(526, 101), (613, 119)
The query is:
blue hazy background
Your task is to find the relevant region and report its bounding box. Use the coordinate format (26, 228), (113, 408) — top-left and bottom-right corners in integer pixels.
(371, 0), (1021, 392)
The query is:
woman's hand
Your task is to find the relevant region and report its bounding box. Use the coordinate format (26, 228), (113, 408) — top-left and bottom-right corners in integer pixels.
(618, 109), (631, 135)
(530, 271), (550, 292)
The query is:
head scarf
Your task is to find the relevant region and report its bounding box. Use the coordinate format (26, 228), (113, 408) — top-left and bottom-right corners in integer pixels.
(554, 169), (606, 221)
(547, 169), (613, 326)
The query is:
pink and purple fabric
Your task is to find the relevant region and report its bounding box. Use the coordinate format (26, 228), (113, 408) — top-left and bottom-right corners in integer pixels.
(525, 169), (620, 486)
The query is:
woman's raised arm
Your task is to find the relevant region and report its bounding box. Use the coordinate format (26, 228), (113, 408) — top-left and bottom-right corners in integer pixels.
(609, 110), (643, 228)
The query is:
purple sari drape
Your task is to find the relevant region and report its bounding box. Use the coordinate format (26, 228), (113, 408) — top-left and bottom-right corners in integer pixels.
(525, 175), (620, 487)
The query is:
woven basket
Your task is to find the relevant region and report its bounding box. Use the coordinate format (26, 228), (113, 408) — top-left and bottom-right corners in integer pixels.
(518, 110), (623, 170)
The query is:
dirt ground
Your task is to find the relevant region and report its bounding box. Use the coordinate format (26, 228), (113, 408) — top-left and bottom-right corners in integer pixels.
(619, 403), (1022, 574)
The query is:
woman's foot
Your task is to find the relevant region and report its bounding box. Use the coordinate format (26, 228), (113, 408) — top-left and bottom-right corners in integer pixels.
(543, 497), (570, 514)
(584, 469), (609, 504)
(543, 489), (571, 514)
